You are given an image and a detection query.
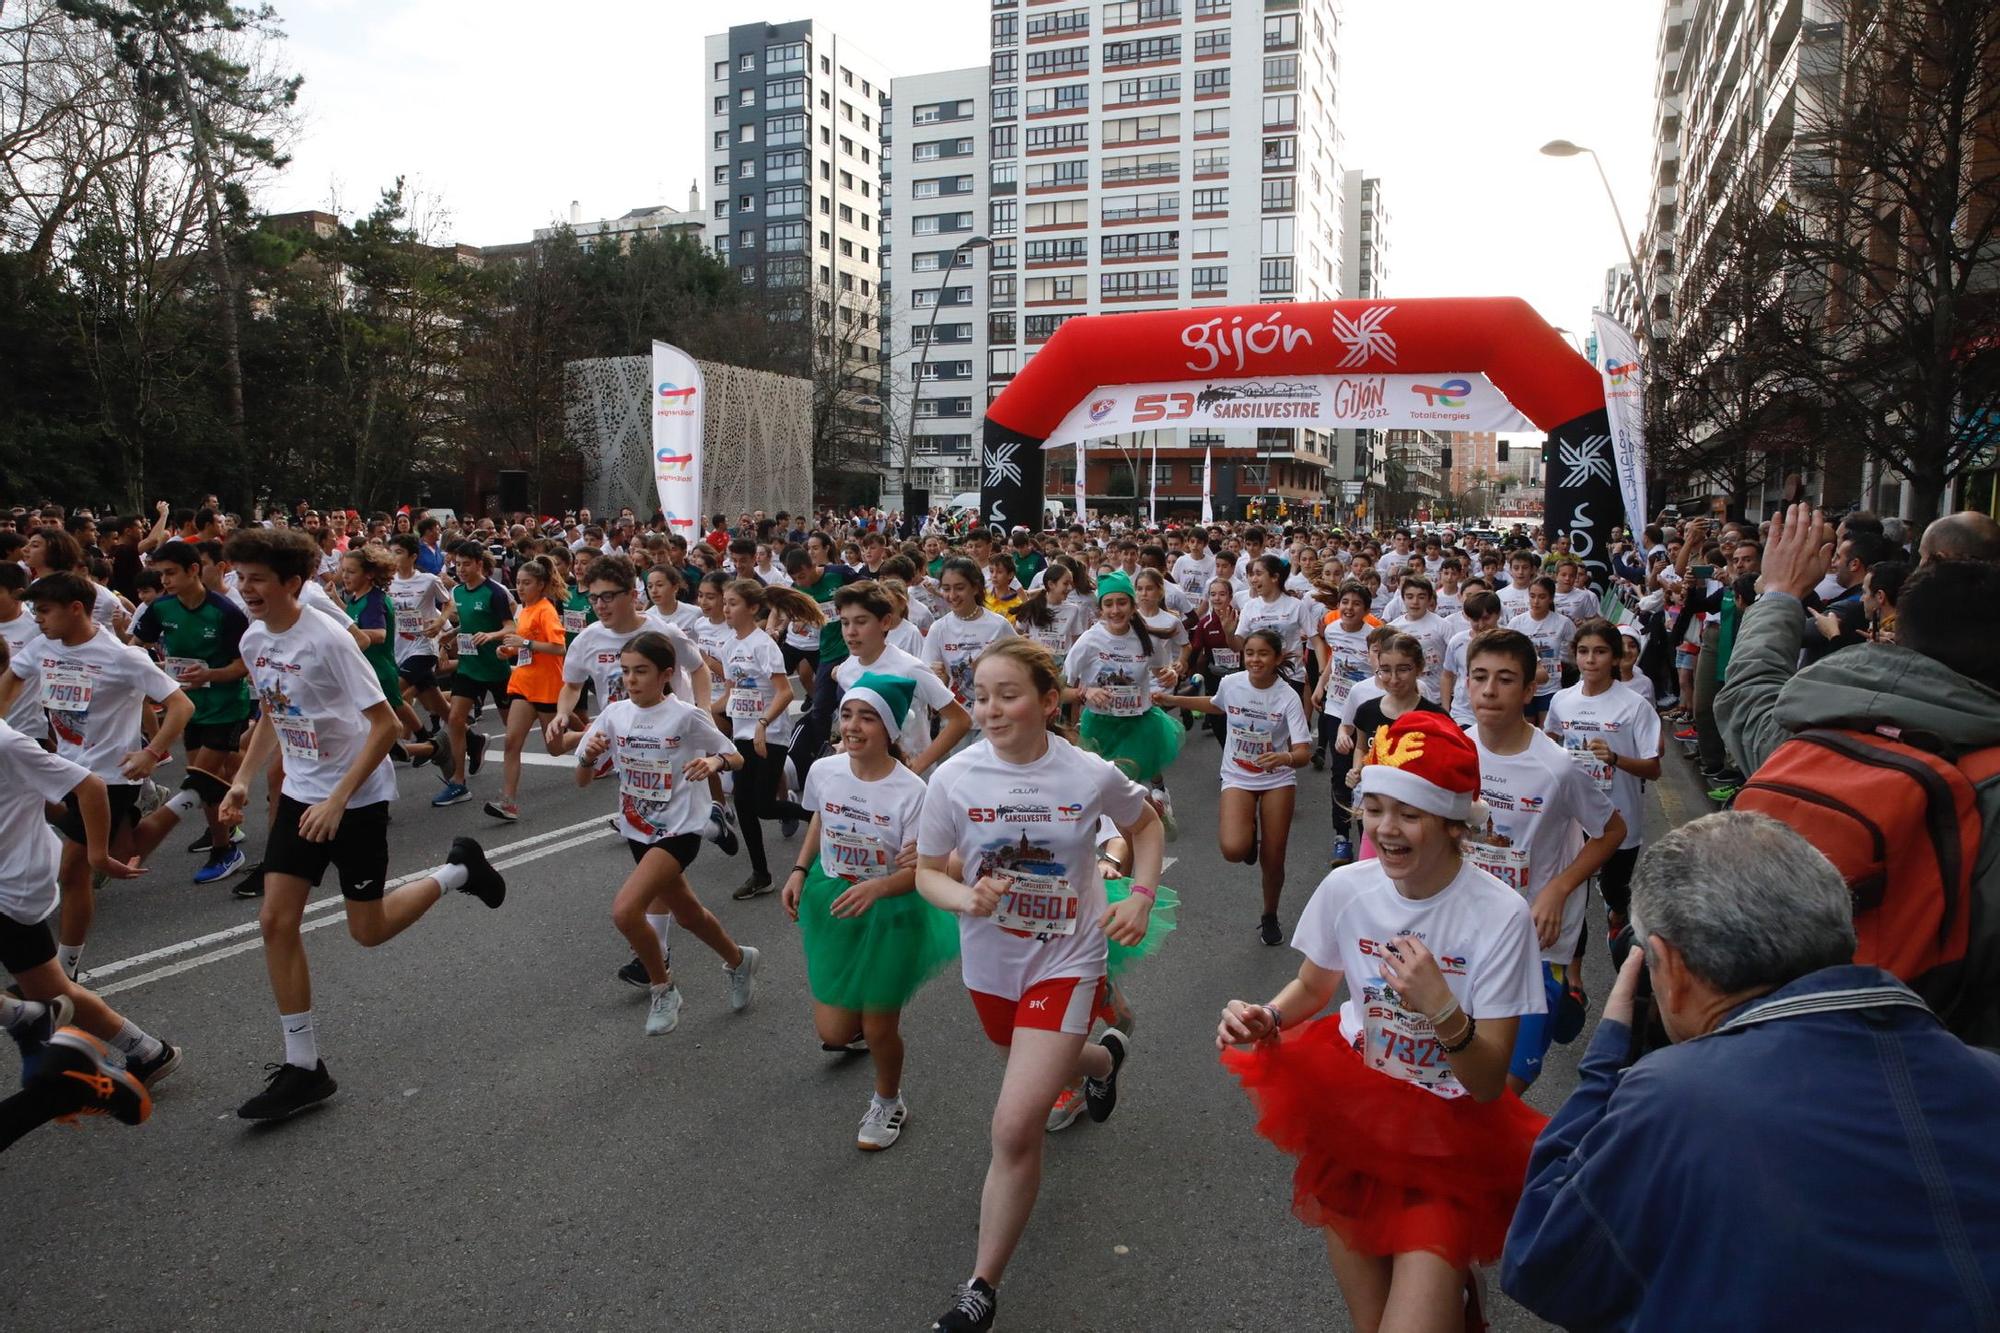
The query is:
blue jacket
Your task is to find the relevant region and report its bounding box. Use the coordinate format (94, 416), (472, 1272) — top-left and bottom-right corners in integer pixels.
(1502, 966), (2000, 1331)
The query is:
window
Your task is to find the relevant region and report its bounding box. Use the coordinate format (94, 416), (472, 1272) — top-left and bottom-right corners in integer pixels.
(1025, 275), (1080, 303)
(990, 198), (1019, 235)
(1260, 216), (1295, 252)
(989, 348), (1021, 379)
(921, 322), (974, 345)
(839, 203), (852, 222)
(713, 165), (728, 185)
(1102, 150), (1177, 184)
(713, 200), (729, 218)
(765, 149), (805, 182)
(1103, 0), (1180, 27)
(1194, 146), (1229, 175)
(1101, 229), (1178, 259)
(1026, 122), (1089, 152)
(714, 60), (728, 81)
(1025, 199), (1089, 228)
(1104, 74), (1178, 107)
(988, 311), (1017, 343)
(1194, 67), (1230, 97)
(1151, 462), (1174, 487)
(840, 135), (853, 157)
(912, 286), (971, 308)
(765, 41), (805, 75)
(1192, 186), (1227, 213)
(1263, 13), (1299, 49)
(1193, 107), (1230, 137)
(991, 125), (1017, 159)
(714, 130), (728, 150)
(1187, 460), (1204, 488)
(767, 222), (806, 254)
(738, 89), (756, 112)
(1102, 113), (1179, 145)
(765, 113), (806, 147)
(1103, 36), (1178, 68)
(992, 51), (1019, 83)
(839, 238), (852, 257)
(993, 238), (1017, 269)
(738, 52), (755, 71)
(911, 248), (968, 272)
(768, 185), (806, 217)
(1259, 258), (1294, 295)
(991, 159), (1018, 188)
(765, 78), (804, 110)
(1026, 45), (1090, 79)
(1026, 6), (1089, 38)
(739, 123), (756, 143)
(1194, 225), (1225, 253)
(1025, 312), (1077, 343)
(1026, 83), (1090, 115)
(1262, 95), (1297, 129)
(993, 11), (1018, 43)
(714, 94), (727, 114)
(918, 360), (973, 380)
(1102, 190), (1177, 222)
(1195, 0), (1229, 15)
(1263, 54), (1299, 89)
(912, 99), (974, 124)
(842, 67), (853, 86)
(914, 137), (975, 161)
(1027, 159), (1091, 190)
(736, 193), (755, 213)
(914, 175), (974, 198)
(1025, 237), (1089, 264)
(989, 274), (1016, 306)
(915, 398), (972, 419)
(991, 87), (1018, 120)
(713, 235), (731, 257)
(1260, 178), (1295, 212)
(913, 211), (974, 235)
(1193, 28), (1231, 58)
(738, 159), (757, 179)
(737, 227), (757, 249)
(1261, 135), (1296, 170)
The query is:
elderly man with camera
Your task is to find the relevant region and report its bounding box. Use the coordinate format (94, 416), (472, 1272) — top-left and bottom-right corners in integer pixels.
(1501, 811), (2000, 1330)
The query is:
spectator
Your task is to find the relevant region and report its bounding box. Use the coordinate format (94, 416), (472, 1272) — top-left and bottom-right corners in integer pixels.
(1502, 812), (2000, 1330)
(1918, 510), (2000, 564)
(1801, 527), (1889, 664)
(1864, 558), (1908, 641)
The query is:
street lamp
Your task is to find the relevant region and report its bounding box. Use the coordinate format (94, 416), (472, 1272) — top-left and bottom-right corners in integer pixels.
(902, 233), (991, 527)
(1540, 140), (1644, 299)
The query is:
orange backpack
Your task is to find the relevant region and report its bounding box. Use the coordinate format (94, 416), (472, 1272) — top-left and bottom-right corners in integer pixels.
(1735, 727), (2000, 1031)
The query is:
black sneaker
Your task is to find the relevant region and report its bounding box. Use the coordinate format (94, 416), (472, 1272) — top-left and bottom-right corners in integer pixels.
(1083, 1027), (1129, 1124)
(932, 1278), (997, 1332)
(125, 1040), (183, 1089)
(7, 992), (73, 1083)
(187, 830), (215, 855)
(232, 862), (266, 900)
(41, 1029), (150, 1126)
(466, 730), (490, 776)
(616, 955), (670, 989)
(237, 1060), (337, 1121)
(1311, 744), (1326, 771)
(1258, 913), (1283, 946)
(446, 836), (506, 908)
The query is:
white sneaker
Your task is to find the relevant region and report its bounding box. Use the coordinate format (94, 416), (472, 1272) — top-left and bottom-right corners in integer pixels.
(725, 945), (761, 1012)
(1151, 785), (1179, 842)
(857, 1097), (907, 1151)
(645, 984), (682, 1035)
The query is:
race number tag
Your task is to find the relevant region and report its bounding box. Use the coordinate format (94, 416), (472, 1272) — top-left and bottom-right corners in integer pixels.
(1209, 648), (1241, 670)
(1030, 626), (1070, 652)
(561, 608), (587, 634)
(40, 665), (92, 712)
(992, 868), (1079, 937)
(274, 713), (321, 761)
(824, 827), (888, 882)
(1564, 736), (1614, 791)
(618, 755), (674, 803)
(1099, 681), (1146, 717)
(455, 632), (477, 659)
(162, 657), (205, 685)
(1231, 720), (1276, 768)
(1465, 837), (1531, 892)
(727, 684), (770, 721)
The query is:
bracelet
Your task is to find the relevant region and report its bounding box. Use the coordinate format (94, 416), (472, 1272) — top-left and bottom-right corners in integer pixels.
(1430, 998), (1462, 1029)
(1128, 883), (1156, 901)
(1439, 1014), (1478, 1054)
(1262, 1003), (1284, 1037)
(788, 865), (810, 878)
(145, 746), (170, 762)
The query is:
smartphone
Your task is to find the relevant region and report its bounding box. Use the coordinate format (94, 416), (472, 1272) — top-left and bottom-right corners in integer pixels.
(1783, 472), (1805, 506)
(1690, 564), (1715, 581)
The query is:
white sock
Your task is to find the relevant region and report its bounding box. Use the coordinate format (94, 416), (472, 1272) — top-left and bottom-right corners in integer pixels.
(56, 943), (83, 978)
(164, 788), (202, 818)
(650, 981), (674, 997)
(281, 1010), (319, 1069)
(645, 912), (673, 954)
(432, 862), (469, 893)
(110, 1021), (163, 1063)
(0, 994), (33, 1032)
(872, 1090), (900, 1110)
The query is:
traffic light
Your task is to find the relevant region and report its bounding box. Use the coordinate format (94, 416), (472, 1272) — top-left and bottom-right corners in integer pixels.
(1497, 441), (1510, 463)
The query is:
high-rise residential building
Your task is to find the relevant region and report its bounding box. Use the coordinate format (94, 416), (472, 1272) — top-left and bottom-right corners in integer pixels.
(705, 21), (893, 495)
(1626, 1), (1690, 341)
(1444, 431), (1499, 499)
(1383, 428), (1444, 522)
(1335, 168), (1388, 514)
(885, 0), (1346, 521)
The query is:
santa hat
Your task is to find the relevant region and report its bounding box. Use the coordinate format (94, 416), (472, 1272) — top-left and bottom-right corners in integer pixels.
(843, 672), (914, 732)
(1355, 713), (1487, 824)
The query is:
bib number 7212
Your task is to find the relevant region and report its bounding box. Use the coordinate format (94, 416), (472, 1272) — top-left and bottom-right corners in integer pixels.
(1132, 392), (1196, 423)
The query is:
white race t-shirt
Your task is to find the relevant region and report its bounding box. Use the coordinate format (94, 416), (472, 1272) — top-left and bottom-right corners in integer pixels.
(920, 608), (1016, 711)
(242, 610), (397, 807)
(715, 627), (795, 744)
(387, 573), (449, 663)
(693, 616), (733, 707)
(1320, 617), (1373, 717)
(1498, 583), (1533, 624)
(0, 720), (88, 921)
(0, 611), (44, 735)
(835, 644), (957, 759)
(1391, 610), (1452, 702)
(1212, 672), (1313, 791)
(1019, 596), (1091, 659)
(886, 620), (926, 657)
(1170, 552), (1216, 598)
(1444, 629), (1478, 731)
(1292, 858), (1544, 1098)
(1065, 624), (1169, 718)
(1546, 683), (1660, 851)
(585, 695), (732, 843)
(566, 617), (704, 707)
(1237, 593), (1318, 676)
(1468, 728), (1618, 962)
(1508, 610), (1575, 698)
(917, 735), (1150, 998)
(803, 753), (927, 883)
(7, 628), (179, 782)
(1555, 587), (1599, 627)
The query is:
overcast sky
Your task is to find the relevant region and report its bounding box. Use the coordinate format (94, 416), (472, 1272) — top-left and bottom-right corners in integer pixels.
(269, 0), (1660, 341)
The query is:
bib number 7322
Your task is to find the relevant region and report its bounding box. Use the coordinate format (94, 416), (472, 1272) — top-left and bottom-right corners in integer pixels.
(1132, 392), (1196, 423)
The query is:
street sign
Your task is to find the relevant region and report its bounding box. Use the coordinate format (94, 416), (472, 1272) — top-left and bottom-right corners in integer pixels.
(1340, 481), (1363, 500)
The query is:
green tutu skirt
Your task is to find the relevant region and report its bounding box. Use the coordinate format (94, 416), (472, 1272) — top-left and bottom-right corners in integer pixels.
(797, 857), (960, 1011)
(1080, 706), (1184, 785)
(1103, 877), (1180, 977)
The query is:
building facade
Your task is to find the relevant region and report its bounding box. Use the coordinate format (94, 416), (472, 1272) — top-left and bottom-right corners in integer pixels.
(1335, 167), (1388, 517)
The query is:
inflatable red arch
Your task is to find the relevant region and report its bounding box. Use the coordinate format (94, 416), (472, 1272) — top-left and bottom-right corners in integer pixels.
(979, 297), (1619, 569)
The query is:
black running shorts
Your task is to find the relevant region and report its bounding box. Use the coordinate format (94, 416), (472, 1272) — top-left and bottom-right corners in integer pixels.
(263, 795), (391, 900)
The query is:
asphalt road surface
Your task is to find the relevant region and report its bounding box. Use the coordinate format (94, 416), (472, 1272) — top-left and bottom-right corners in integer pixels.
(5, 722), (1699, 1331)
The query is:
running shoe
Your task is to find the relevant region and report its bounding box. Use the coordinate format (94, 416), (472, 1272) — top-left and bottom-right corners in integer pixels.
(466, 730), (489, 775)
(1046, 1084), (1087, 1132)
(1553, 979), (1589, 1045)
(857, 1097), (907, 1151)
(232, 862), (266, 900)
(616, 956), (654, 990)
(125, 1040), (184, 1089)
(780, 811), (801, 839)
(135, 779), (166, 817)
(1311, 744), (1326, 771)
(446, 836), (506, 908)
(730, 874), (773, 901)
(482, 799), (521, 823)
(193, 846), (246, 885)
(725, 944), (761, 1012)
(1330, 837), (1355, 866)
(41, 1029), (150, 1126)
(931, 1279), (997, 1333)
(389, 742), (411, 765)
(703, 802), (740, 856)
(644, 985), (683, 1036)
(1258, 913), (1283, 946)
(1706, 782), (1740, 804)
(187, 824), (248, 855)
(1672, 725), (1698, 742)
(8, 993), (73, 1085)
(1084, 1027), (1129, 1123)
(821, 1035), (869, 1054)
(1150, 785), (1178, 842)
(428, 730), (456, 777)
(236, 1059), (337, 1121)
(432, 781), (472, 808)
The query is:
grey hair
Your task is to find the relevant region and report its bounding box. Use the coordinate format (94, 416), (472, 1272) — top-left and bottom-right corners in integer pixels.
(1629, 812), (1856, 994)
(1881, 517), (1909, 548)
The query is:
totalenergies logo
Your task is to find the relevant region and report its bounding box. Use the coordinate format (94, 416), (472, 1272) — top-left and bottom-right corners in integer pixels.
(655, 447), (694, 471)
(656, 381), (698, 417)
(1411, 379), (1471, 408)
(658, 381), (696, 401)
(1605, 360), (1639, 386)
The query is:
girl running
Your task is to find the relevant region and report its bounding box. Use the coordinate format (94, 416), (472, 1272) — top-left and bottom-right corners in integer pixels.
(339, 545), (451, 777)
(714, 578), (822, 900)
(1066, 571), (1183, 838)
(1158, 628), (1314, 946)
(920, 556), (1016, 719)
(1218, 712), (1547, 1333)
(781, 675), (958, 1151)
(1181, 576), (1242, 743)
(645, 563), (704, 637)
(486, 556), (567, 823)
(693, 571), (734, 716)
(1010, 557), (1089, 660)
(1340, 631), (1446, 861)
(550, 632), (762, 1036)
(916, 638), (1165, 1333)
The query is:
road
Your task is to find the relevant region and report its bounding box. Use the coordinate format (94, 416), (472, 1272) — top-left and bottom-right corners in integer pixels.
(4, 722), (1703, 1331)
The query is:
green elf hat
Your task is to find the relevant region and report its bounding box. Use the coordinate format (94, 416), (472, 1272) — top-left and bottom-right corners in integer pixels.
(845, 672), (915, 732)
(1096, 570), (1136, 605)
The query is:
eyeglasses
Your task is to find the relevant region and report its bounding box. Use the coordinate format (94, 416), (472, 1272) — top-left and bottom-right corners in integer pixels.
(586, 589), (628, 605)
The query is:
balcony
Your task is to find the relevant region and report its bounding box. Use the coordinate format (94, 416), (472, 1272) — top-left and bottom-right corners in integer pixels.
(1101, 201), (1179, 223)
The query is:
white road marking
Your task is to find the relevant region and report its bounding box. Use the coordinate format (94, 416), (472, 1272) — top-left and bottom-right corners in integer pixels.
(90, 815), (621, 997)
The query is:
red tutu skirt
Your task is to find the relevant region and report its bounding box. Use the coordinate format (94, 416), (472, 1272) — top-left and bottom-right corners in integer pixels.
(1221, 1015), (1548, 1268)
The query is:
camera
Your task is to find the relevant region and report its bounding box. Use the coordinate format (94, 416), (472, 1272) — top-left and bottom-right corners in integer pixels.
(1610, 924), (1671, 1063)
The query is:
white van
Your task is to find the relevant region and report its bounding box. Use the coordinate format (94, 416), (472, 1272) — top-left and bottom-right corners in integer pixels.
(948, 493), (1075, 528)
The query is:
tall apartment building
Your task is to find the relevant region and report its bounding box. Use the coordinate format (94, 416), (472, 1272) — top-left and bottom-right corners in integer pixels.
(1624, 2), (1690, 340)
(705, 21), (894, 495)
(1336, 168), (1388, 513)
(1383, 428), (1444, 522)
(882, 0), (1347, 521)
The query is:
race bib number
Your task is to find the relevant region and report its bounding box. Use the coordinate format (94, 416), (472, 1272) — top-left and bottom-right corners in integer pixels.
(1099, 681), (1146, 717)
(1230, 721), (1276, 768)
(727, 684), (770, 721)
(992, 868), (1079, 937)
(1564, 736), (1614, 791)
(1029, 627), (1070, 652)
(561, 609), (587, 634)
(1209, 648), (1240, 670)
(618, 755), (674, 803)
(455, 632), (477, 659)
(824, 827), (889, 882)
(274, 713), (320, 761)
(40, 665), (92, 712)
(162, 656), (205, 685)
(1364, 998), (1456, 1092)
(1465, 838), (1531, 892)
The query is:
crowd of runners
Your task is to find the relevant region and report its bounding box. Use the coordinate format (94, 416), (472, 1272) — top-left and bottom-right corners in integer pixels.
(3, 494), (1997, 1331)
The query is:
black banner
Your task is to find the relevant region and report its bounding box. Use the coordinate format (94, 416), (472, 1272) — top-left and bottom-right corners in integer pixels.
(978, 418), (1046, 531)
(1542, 407), (1618, 581)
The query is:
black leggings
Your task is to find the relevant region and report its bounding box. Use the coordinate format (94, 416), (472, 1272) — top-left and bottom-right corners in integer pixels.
(1599, 843), (1642, 920)
(0, 1074), (83, 1153)
(732, 738), (807, 882)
